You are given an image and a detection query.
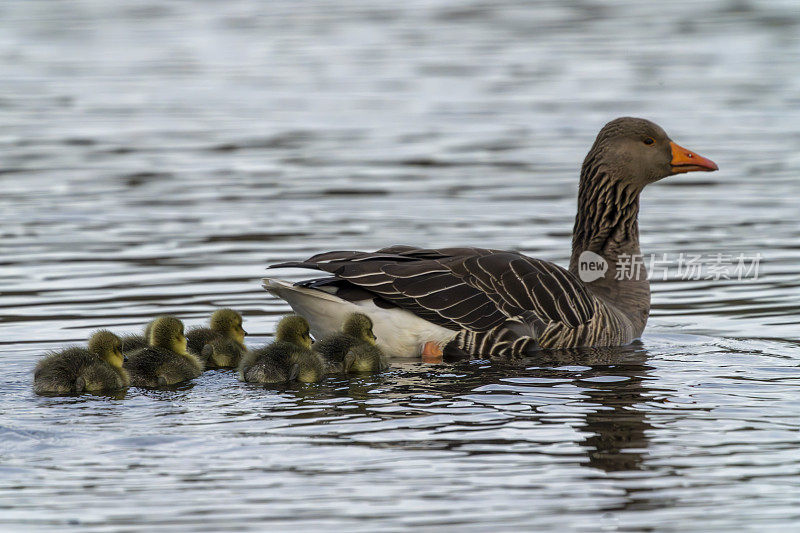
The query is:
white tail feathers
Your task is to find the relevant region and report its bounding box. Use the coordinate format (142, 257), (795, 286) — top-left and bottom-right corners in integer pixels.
(262, 277), (456, 357)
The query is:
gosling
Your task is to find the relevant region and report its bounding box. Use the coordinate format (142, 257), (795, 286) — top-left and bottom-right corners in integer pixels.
(314, 313), (388, 374)
(238, 315), (324, 384)
(120, 319), (155, 356)
(186, 309), (247, 368)
(33, 330), (129, 395)
(124, 316), (204, 387)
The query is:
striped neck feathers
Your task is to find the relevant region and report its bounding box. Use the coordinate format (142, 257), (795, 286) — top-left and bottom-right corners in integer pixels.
(569, 150), (643, 273)
(568, 148), (651, 336)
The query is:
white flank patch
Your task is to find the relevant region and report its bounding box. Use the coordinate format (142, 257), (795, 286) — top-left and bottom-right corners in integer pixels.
(262, 277), (456, 357)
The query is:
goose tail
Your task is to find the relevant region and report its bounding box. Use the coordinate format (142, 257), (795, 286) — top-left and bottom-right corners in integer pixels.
(261, 277), (456, 358)
(262, 277), (358, 341)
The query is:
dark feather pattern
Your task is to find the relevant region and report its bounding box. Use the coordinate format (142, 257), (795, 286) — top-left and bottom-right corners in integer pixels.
(270, 247), (598, 348)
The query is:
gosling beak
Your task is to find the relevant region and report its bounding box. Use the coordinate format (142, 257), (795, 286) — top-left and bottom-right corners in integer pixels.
(670, 141), (718, 174)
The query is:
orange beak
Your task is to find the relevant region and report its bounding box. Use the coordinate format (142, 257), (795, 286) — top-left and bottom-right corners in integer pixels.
(670, 141), (718, 174)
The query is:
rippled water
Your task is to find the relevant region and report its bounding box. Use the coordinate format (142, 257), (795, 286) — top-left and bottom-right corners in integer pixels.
(2, 0), (800, 530)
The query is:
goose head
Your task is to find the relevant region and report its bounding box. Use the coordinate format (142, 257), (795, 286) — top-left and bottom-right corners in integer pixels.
(585, 117), (717, 189)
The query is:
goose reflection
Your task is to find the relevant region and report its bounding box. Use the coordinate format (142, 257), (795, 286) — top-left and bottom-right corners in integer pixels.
(275, 343), (656, 478)
(535, 343), (654, 473)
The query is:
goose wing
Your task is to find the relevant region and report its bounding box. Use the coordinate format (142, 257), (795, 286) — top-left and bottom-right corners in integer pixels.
(271, 246), (596, 333)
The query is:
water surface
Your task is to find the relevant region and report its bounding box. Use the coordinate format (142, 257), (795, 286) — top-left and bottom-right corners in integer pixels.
(2, 1), (800, 531)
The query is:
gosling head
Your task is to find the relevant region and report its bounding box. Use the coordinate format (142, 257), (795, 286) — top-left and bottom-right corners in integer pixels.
(88, 330), (125, 368)
(150, 316), (188, 355)
(210, 308), (247, 345)
(342, 313), (377, 345)
(275, 315), (312, 350)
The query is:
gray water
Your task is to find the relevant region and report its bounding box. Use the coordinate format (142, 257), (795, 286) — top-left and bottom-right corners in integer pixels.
(2, 0), (800, 531)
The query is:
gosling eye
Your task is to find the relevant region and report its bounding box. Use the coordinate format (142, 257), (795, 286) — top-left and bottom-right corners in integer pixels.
(643, 137), (655, 146)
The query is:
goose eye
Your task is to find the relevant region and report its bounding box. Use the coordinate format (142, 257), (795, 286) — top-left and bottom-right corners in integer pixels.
(643, 137), (655, 146)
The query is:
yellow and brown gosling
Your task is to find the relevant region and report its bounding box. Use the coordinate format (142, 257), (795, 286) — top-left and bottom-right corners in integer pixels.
(238, 315), (324, 384)
(124, 316), (203, 387)
(186, 308), (247, 369)
(33, 330), (129, 395)
(314, 313), (388, 374)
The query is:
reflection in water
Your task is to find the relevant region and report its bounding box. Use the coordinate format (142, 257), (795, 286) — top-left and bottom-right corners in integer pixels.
(272, 345), (658, 479)
(581, 367), (652, 474)
(272, 346), (663, 516)
(538, 345), (655, 474)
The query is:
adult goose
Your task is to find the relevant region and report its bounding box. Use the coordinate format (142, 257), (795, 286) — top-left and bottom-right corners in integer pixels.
(263, 117), (717, 358)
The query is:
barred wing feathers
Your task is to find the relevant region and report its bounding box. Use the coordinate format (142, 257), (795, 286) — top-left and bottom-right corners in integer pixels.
(270, 247), (596, 334)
